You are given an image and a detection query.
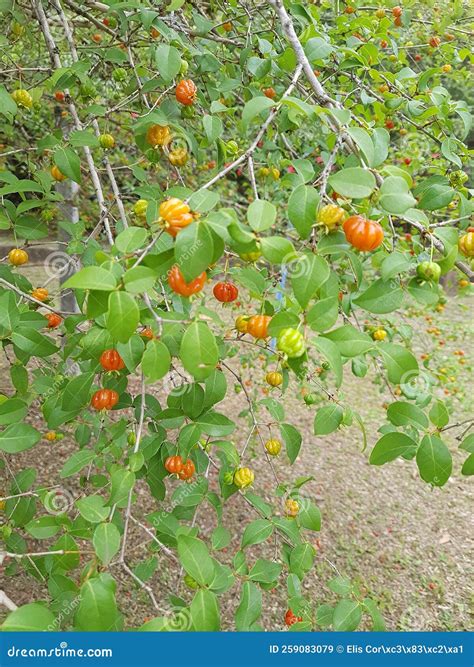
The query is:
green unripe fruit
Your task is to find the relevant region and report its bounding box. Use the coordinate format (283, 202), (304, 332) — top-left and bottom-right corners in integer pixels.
(304, 393), (317, 405)
(223, 471), (234, 485)
(277, 328), (305, 358)
(449, 170), (468, 188)
(99, 133), (115, 149)
(133, 199), (148, 218)
(179, 59), (189, 75)
(79, 83), (97, 99)
(416, 261), (441, 282)
(112, 67), (127, 82)
(226, 140), (239, 155)
(127, 432), (136, 446)
(184, 574), (199, 589)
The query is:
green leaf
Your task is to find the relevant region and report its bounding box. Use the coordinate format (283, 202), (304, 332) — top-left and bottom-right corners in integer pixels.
(75, 574), (121, 631)
(54, 147), (81, 183)
(60, 450), (96, 478)
(63, 266), (117, 291)
(378, 343), (418, 385)
(379, 176), (416, 214)
(323, 325), (374, 358)
(346, 127), (374, 166)
(289, 543), (315, 579)
(115, 227), (148, 253)
(76, 496), (110, 523)
(1, 603), (56, 631)
(416, 434), (452, 487)
(0, 84), (18, 119)
(290, 253), (329, 308)
(248, 558), (282, 584)
(328, 575), (351, 595)
(211, 526), (231, 550)
(429, 400), (449, 429)
(314, 404), (344, 435)
(175, 221), (214, 281)
(0, 423), (41, 453)
(155, 44), (181, 82)
(123, 266), (157, 294)
(353, 279), (404, 314)
(387, 401), (429, 430)
(242, 97), (274, 128)
(288, 185), (319, 239)
(241, 519), (274, 549)
(328, 167), (376, 199)
(333, 599), (362, 631)
(177, 535), (215, 586)
(180, 322), (218, 381)
(12, 328), (58, 358)
(25, 516), (60, 539)
(93, 522), (121, 565)
(109, 468), (135, 507)
(141, 340), (171, 382)
(235, 582), (262, 631)
(369, 432), (418, 465)
(280, 423), (302, 464)
(247, 199), (276, 232)
(61, 372), (95, 412)
(306, 297), (338, 333)
(313, 336), (343, 388)
(106, 291), (139, 343)
(363, 598), (386, 631)
(190, 590), (220, 631)
(203, 114), (223, 143)
(298, 501), (321, 531)
(260, 236), (295, 263)
(0, 398), (28, 425)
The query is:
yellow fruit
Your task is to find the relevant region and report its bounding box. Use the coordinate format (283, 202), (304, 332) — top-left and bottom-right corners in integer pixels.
(133, 199), (148, 218)
(373, 329), (387, 341)
(265, 439), (282, 456)
(51, 165), (66, 181)
(441, 64), (452, 73)
(459, 279), (469, 288)
(285, 498), (299, 517)
(8, 248), (29, 266)
(99, 133), (115, 149)
(168, 147), (188, 166)
(11, 88), (32, 108)
(234, 467), (254, 489)
(458, 231), (474, 257)
(317, 204), (346, 229)
(146, 124), (171, 147)
(265, 371), (283, 387)
(45, 431), (57, 441)
(31, 288), (48, 302)
(270, 167), (280, 180)
(235, 315), (250, 333)
(239, 250), (262, 262)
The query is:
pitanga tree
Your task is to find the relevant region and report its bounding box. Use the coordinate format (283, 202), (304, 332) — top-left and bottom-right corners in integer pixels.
(0, 0), (473, 632)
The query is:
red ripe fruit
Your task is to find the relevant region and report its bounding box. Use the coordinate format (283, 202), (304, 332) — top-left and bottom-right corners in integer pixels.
(178, 459), (195, 480)
(91, 388), (119, 411)
(285, 609), (302, 626)
(100, 349), (125, 372)
(54, 91), (65, 102)
(403, 157), (411, 165)
(45, 313), (62, 328)
(213, 282), (239, 303)
(392, 5), (402, 17)
(165, 455), (183, 474)
(385, 119), (395, 130)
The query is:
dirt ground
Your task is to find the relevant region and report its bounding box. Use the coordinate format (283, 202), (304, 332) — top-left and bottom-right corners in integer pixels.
(1, 246), (473, 631)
